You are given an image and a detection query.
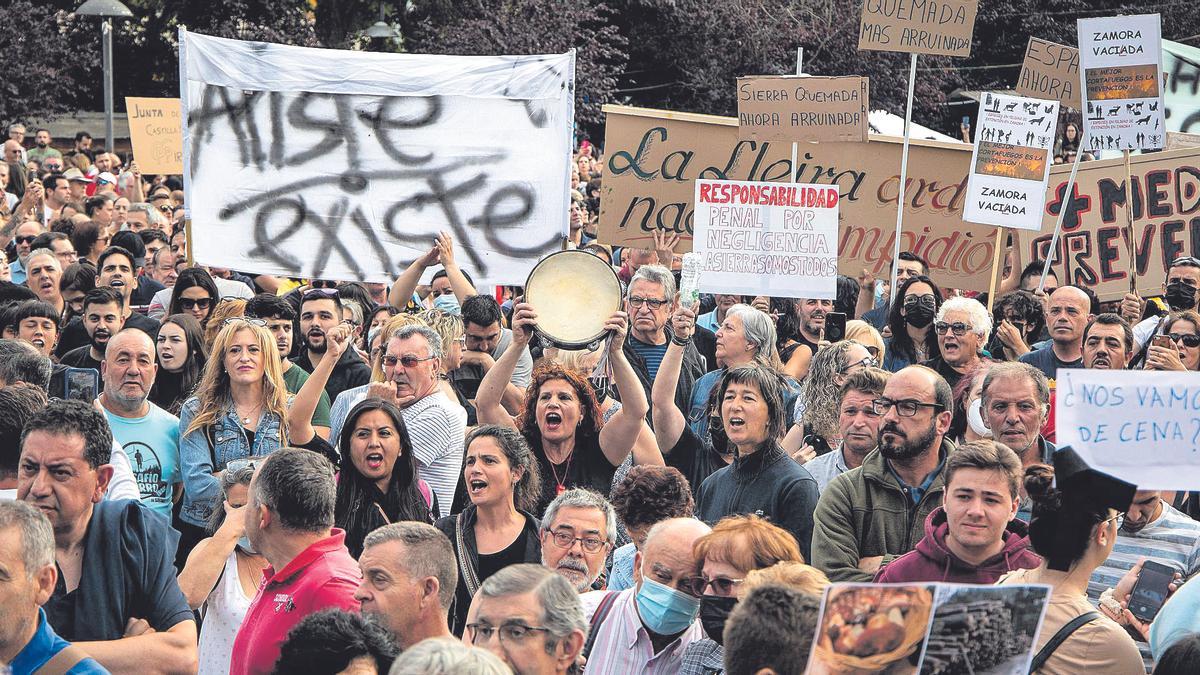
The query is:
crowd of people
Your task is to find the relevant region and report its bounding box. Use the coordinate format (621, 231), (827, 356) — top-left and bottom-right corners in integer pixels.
(2, 119), (1200, 675)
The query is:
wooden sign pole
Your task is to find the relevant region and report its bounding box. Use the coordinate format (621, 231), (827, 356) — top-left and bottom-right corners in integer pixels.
(1124, 149), (1137, 294)
(789, 47), (803, 182)
(1038, 134), (1086, 293)
(987, 227), (1005, 312)
(887, 53), (920, 299)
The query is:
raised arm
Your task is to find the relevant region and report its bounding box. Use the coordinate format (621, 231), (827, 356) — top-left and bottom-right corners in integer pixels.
(127, 161), (146, 204)
(651, 305), (693, 455)
(289, 323), (351, 444)
(177, 502), (244, 608)
(597, 312), (647, 466)
(855, 268), (876, 320)
(389, 243), (441, 310)
(475, 302), (533, 430)
(435, 231), (478, 303)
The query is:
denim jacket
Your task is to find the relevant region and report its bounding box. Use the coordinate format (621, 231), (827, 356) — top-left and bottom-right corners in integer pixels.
(178, 396), (285, 527)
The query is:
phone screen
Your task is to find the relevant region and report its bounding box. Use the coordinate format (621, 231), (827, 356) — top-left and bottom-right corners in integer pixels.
(1130, 561), (1175, 621)
(64, 368), (99, 402)
(824, 312), (847, 343)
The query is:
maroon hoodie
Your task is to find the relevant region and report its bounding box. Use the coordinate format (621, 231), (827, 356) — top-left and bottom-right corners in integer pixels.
(874, 507), (1041, 584)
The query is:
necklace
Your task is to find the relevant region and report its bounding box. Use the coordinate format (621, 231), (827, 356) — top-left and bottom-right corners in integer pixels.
(547, 451), (575, 496)
(237, 402), (263, 426)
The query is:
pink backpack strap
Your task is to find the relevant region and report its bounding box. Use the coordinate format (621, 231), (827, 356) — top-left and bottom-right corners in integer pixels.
(418, 479), (433, 508)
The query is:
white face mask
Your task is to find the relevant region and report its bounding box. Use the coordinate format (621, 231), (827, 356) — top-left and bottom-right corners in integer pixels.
(967, 398), (992, 438)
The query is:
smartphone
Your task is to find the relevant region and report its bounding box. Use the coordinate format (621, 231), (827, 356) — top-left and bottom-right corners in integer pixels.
(60, 368), (99, 402)
(961, 115), (971, 127)
(1152, 335), (1174, 350)
(1129, 560), (1176, 622)
(824, 312), (847, 343)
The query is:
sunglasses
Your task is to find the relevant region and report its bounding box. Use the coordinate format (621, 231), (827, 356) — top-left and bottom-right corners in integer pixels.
(304, 287), (340, 298)
(683, 575), (744, 597)
(309, 281), (339, 290)
(223, 316), (267, 328)
(934, 321), (972, 337)
(1169, 333), (1200, 348)
(225, 459), (258, 473)
(382, 354), (436, 368)
(14, 235), (36, 245)
(179, 297), (213, 311)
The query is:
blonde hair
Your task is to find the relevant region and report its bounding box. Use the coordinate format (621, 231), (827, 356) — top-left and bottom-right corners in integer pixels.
(845, 319), (885, 364)
(743, 561), (830, 596)
(555, 345), (603, 374)
(420, 309), (463, 374)
(204, 298), (247, 350)
(369, 313), (428, 381)
(183, 322), (290, 440)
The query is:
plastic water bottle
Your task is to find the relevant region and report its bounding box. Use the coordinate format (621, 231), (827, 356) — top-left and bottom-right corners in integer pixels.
(678, 252), (701, 310)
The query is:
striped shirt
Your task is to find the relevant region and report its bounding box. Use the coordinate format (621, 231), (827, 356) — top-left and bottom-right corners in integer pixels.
(580, 588), (704, 675)
(628, 337), (669, 382)
(1087, 500), (1200, 671)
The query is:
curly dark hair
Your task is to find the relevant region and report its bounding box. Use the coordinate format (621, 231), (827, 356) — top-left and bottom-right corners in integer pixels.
(464, 425), (542, 513)
(992, 290), (1046, 339)
(886, 274), (944, 364)
(609, 465), (694, 533)
(274, 609), (398, 675)
(770, 297), (801, 348)
(21, 399), (112, 469)
(517, 361), (603, 450)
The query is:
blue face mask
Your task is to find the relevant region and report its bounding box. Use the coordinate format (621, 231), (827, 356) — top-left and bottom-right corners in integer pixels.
(433, 293), (461, 315)
(238, 535), (256, 554)
(635, 577), (700, 635)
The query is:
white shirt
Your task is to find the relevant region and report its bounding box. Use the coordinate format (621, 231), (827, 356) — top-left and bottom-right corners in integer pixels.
(1134, 315), (1167, 350)
(198, 551), (256, 675)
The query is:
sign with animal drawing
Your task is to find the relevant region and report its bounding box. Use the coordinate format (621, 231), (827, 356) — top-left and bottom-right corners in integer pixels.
(179, 29), (575, 285)
(1078, 13), (1165, 152)
(964, 93), (1060, 230)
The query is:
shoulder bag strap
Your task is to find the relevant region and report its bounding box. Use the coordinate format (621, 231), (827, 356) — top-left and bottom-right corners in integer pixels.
(1028, 610), (1102, 673)
(582, 591), (620, 662)
(454, 512), (482, 598)
(34, 645), (90, 675)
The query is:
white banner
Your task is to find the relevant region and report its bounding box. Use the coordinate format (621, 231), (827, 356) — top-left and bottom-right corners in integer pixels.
(1056, 368), (1200, 489)
(179, 29), (574, 284)
(691, 179), (838, 299)
(964, 92), (1059, 230)
(1078, 14), (1165, 152)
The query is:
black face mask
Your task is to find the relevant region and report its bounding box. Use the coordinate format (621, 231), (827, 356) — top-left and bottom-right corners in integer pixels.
(1165, 280), (1198, 311)
(903, 295), (937, 329)
(699, 595), (739, 646)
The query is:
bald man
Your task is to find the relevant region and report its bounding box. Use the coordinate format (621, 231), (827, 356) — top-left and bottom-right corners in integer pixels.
(579, 517), (711, 674)
(1018, 285), (1093, 380)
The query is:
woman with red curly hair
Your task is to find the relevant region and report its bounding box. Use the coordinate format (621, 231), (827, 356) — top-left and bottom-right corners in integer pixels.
(476, 302), (648, 515)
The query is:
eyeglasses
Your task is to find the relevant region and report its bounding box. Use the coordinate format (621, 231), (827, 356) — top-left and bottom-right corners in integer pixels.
(225, 459), (258, 473)
(543, 529), (608, 553)
(14, 235), (36, 245)
(872, 397), (945, 417)
(627, 296), (668, 310)
(1103, 512), (1125, 530)
(466, 622), (552, 646)
(223, 316), (267, 328)
(179, 297), (212, 311)
(1169, 333), (1200, 348)
(382, 354), (436, 368)
(841, 356), (878, 372)
(683, 576), (744, 597)
(933, 321), (972, 336)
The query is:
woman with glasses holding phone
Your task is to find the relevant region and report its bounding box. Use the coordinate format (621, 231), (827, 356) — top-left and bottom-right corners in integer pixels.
(169, 267), (221, 327)
(679, 515), (804, 675)
(151, 313), (208, 415)
(1144, 311), (1200, 371)
(436, 425), (543, 635)
(177, 460), (268, 675)
(476, 302), (648, 516)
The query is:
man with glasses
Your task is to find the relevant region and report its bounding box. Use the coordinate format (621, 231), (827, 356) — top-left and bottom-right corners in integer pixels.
(451, 294), (532, 414)
(295, 288), (371, 402)
(1129, 256), (1200, 350)
(355, 522), (456, 650)
(540, 488), (617, 592)
(29, 231), (78, 271)
(8, 220), (43, 284)
(1019, 285), (1093, 380)
(624, 265), (706, 418)
(579, 517), (710, 675)
(802, 367), (890, 492)
(465, 564), (587, 675)
(812, 365), (956, 581)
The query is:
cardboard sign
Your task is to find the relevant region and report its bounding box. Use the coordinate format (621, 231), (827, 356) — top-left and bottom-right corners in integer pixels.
(1079, 14), (1166, 151)
(1026, 146), (1200, 301)
(964, 93), (1060, 230)
(1056, 369), (1200, 489)
(1016, 38), (1082, 109)
(1166, 131), (1200, 150)
(125, 97), (183, 175)
(179, 29), (574, 285)
(692, 180), (839, 298)
(597, 105), (997, 292)
(858, 0), (978, 58)
(736, 76), (869, 143)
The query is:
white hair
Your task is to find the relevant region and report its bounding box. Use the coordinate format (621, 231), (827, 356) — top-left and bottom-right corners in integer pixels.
(936, 296), (992, 341)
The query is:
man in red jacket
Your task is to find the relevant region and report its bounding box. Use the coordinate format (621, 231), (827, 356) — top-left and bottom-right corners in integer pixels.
(875, 440), (1041, 584)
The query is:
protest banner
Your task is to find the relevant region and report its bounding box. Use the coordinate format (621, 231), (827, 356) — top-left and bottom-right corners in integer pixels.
(964, 92), (1060, 230)
(736, 76), (869, 143)
(1025, 146), (1200, 301)
(691, 180), (839, 298)
(125, 97), (183, 175)
(1056, 369), (1200, 489)
(1015, 38), (1082, 109)
(1079, 14), (1165, 152)
(179, 29), (574, 284)
(597, 105), (998, 292)
(858, 0), (979, 58)
(1167, 131), (1200, 150)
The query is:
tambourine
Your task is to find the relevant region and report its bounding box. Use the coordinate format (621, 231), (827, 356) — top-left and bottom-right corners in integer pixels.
(523, 250), (622, 350)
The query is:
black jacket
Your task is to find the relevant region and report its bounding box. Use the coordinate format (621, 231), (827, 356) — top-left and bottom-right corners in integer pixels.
(622, 325), (707, 424)
(296, 346), (372, 402)
(435, 505), (542, 635)
(695, 443), (819, 561)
